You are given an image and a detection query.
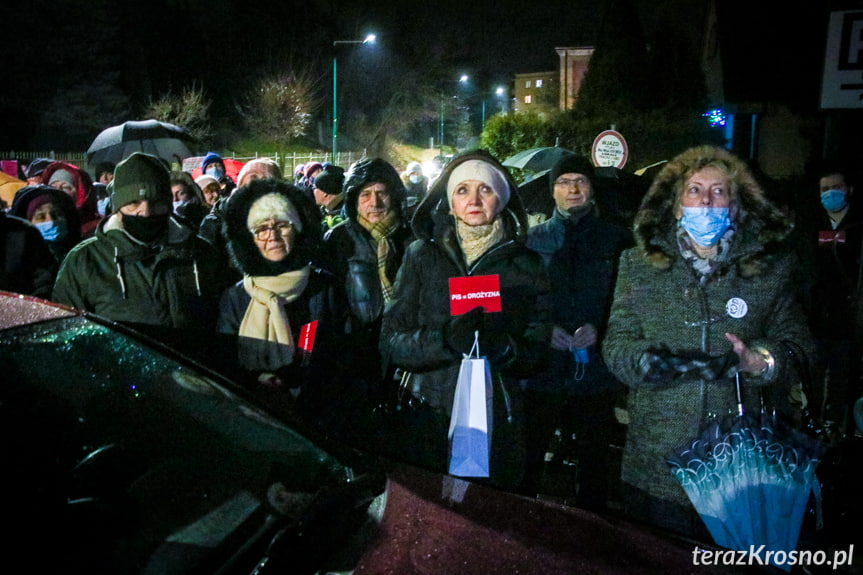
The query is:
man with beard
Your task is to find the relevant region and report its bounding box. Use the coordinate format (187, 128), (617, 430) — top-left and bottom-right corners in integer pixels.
(53, 153), (227, 340)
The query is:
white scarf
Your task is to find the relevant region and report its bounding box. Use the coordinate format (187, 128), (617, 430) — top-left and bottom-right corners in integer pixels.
(238, 266), (311, 371)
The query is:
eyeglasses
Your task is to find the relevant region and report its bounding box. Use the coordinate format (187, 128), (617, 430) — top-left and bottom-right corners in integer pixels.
(251, 221), (294, 240)
(554, 177), (589, 188)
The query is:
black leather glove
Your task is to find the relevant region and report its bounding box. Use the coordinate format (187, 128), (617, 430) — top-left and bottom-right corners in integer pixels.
(478, 313), (515, 367)
(444, 307), (484, 354)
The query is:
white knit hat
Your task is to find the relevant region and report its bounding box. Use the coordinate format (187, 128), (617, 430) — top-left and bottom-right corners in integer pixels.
(246, 193), (303, 233)
(446, 160), (510, 208)
(195, 174), (219, 190)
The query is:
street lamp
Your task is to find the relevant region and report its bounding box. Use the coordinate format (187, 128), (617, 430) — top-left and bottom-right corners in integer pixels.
(332, 34), (376, 160)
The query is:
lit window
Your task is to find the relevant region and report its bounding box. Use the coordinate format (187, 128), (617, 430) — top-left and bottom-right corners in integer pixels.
(524, 95), (532, 104)
(536, 79), (543, 88)
(525, 80), (531, 88)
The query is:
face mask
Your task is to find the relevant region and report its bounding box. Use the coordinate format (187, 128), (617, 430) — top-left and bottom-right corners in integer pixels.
(122, 213), (170, 244)
(409, 174), (420, 184)
(205, 166), (225, 180)
(820, 189), (847, 213)
(680, 207), (732, 247)
(173, 200), (186, 212)
(34, 218), (68, 242)
(97, 197), (111, 217)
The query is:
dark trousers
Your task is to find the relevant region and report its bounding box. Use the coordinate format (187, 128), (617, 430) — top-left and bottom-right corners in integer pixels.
(522, 388), (621, 510)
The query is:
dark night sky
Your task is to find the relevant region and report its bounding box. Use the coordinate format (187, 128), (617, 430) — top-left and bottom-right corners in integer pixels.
(0, 0), (832, 151)
(1, 0), (608, 150)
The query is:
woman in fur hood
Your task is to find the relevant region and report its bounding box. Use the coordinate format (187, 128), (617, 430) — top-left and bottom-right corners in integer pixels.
(602, 145), (815, 538)
(217, 179), (349, 428)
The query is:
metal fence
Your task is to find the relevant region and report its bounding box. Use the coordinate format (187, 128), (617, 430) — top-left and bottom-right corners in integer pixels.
(1, 150), (366, 178)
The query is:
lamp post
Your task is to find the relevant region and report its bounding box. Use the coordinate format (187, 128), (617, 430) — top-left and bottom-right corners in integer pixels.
(332, 34), (376, 160)
(438, 74), (469, 156)
(481, 86), (506, 130)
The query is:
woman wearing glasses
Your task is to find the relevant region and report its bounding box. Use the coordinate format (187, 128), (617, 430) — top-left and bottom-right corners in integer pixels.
(217, 179), (348, 426)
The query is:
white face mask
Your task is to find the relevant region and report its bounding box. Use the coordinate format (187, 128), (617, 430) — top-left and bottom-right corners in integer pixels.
(409, 174), (420, 184)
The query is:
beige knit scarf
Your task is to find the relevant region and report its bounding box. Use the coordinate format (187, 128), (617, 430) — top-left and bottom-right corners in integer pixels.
(238, 266), (311, 372)
(455, 217), (505, 266)
(358, 210), (401, 304)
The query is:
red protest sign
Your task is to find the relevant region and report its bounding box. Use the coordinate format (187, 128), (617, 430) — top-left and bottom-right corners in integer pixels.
(819, 230), (846, 245)
(297, 320), (318, 367)
(298, 320), (318, 353)
(449, 274), (502, 315)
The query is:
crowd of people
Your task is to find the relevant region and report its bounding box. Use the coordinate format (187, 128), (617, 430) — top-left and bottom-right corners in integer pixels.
(1, 144), (860, 546)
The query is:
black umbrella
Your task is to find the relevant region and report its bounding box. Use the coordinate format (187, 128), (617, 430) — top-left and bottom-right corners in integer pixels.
(87, 119), (195, 167)
(502, 147), (575, 173)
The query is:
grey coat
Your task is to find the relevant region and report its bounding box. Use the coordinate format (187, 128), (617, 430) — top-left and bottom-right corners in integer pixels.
(602, 146), (815, 530)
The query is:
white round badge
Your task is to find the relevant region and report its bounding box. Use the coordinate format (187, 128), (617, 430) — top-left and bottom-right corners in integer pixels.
(726, 297), (748, 319)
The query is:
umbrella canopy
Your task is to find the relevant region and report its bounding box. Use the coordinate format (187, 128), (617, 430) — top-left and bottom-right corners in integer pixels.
(502, 147), (575, 173)
(667, 377), (826, 572)
(87, 120), (195, 168)
(0, 171), (27, 208)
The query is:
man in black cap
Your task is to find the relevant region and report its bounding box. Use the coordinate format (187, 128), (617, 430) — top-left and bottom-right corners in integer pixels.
(522, 154), (634, 509)
(53, 152), (228, 337)
(312, 164), (346, 232)
(24, 158), (53, 186)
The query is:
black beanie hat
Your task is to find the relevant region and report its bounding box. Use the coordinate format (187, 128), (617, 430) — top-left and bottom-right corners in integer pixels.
(549, 154), (595, 193)
(313, 165), (345, 196)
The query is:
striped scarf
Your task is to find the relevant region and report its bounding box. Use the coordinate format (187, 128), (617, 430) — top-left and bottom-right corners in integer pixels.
(358, 210), (401, 304)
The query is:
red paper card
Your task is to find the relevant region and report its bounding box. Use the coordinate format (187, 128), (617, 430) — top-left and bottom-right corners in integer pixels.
(819, 230), (846, 245)
(449, 274), (502, 315)
(298, 320), (318, 353)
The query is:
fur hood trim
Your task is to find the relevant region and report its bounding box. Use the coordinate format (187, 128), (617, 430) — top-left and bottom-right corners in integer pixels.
(222, 179), (321, 276)
(634, 146), (792, 277)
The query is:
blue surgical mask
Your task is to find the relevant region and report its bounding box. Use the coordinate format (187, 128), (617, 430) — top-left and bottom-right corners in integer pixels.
(680, 207), (732, 247)
(820, 189), (847, 213)
(34, 218), (68, 242)
(409, 174), (420, 184)
(173, 200), (186, 212)
(205, 165), (225, 180)
(97, 196), (111, 216)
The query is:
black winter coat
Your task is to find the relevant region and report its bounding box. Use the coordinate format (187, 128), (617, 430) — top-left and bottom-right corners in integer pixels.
(0, 211), (57, 298)
(379, 150), (552, 487)
(324, 218), (413, 378)
(526, 207), (633, 394)
(381, 151), (552, 412)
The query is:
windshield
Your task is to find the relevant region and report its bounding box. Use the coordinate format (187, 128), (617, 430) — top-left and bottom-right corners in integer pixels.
(0, 315), (353, 572)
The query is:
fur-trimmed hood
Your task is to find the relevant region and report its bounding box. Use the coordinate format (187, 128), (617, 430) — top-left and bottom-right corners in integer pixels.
(222, 179), (322, 277)
(411, 149), (529, 243)
(633, 145), (792, 278)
